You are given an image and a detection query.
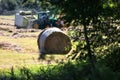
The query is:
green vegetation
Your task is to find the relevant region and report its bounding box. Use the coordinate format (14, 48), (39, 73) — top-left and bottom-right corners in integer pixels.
(0, 61), (120, 80)
(102, 44), (120, 72)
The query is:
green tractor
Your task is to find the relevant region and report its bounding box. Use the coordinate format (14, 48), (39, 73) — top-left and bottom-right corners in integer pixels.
(33, 11), (58, 29)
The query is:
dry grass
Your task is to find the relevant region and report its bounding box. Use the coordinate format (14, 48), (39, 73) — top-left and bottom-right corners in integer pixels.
(0, 15), (15, 19)
(0, 34), (39, 53)
(0, 31), (66, 70)
(0, 15), (66, 70)
(0, 34), (40, 69)
(0, 49), (39, 70)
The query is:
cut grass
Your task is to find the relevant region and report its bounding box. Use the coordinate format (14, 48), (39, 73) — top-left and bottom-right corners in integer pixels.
(0, 36), (66, 70)
(0, 49), (66, 70)
(0, 35), (66, 70)
(0, 49), (39, 70)
(0, 31), (40, 69)
(0, 15), (15, 20)
(0, 15), (66, 70)
(0, 35), (38, 53)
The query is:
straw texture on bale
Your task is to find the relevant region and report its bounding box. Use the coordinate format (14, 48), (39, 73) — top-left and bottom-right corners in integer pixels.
(37, 27), (71, 54)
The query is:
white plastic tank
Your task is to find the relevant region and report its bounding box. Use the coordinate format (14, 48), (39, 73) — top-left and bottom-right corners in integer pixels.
(15, 13), (24, 28)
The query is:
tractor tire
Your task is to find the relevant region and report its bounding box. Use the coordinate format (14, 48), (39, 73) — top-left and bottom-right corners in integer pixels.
(33, 22), (39, 29)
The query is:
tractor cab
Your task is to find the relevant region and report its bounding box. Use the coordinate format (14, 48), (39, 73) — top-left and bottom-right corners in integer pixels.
(33, 11), (50, 29)
(38, 12), (49, 19)
(33, 11), (58, 29)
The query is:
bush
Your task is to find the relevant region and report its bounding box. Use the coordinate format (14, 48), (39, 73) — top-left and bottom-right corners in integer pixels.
(0, 61), (120, 80)
(103, 44), (120, 72)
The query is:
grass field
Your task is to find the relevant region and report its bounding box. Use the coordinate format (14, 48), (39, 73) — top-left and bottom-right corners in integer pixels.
(0, 32), (65, 70)
(0, 15), (66, 70)
(0, 15), (15, 19)
(0, 49), (38, 69)
(0, 30), (40, 70)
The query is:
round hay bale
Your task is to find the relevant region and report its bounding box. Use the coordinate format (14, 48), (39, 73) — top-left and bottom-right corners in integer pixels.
(37, 27), (71, 55)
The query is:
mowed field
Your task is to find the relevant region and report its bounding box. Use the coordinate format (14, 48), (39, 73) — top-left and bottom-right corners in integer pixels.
(0, 15), (65, 70)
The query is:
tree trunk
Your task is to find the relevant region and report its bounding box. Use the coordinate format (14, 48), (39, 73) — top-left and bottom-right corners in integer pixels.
(83, 23), (95, 69)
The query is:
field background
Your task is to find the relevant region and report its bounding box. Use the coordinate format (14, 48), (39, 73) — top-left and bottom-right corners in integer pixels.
(0, 15), (65, 70)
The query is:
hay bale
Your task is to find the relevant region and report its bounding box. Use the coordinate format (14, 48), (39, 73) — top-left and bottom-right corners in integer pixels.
(37, 27), (71, 58)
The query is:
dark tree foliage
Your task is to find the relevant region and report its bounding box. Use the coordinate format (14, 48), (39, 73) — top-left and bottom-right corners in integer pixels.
(22, 0), (53, 11)
(50, 0), (103, 68)
(103, 44), (120, 72)
(22, 0), (38, 9)
(50, 0), (120, 71)
(0, 0), (18, 11)
(51, 0), (102, 25)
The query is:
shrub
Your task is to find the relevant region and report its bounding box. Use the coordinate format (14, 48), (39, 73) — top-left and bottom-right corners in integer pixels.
(0, 61), (120, 80)
(103, 44), (120, 72)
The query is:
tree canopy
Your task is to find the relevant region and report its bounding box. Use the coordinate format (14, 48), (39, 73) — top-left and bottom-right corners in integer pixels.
(0, 0), (18, 11)
(50, 0), (120, 25)
(50, 0), (120, 70)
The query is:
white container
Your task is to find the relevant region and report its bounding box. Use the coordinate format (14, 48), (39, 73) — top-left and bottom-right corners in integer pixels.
(15, 13), (24, 28)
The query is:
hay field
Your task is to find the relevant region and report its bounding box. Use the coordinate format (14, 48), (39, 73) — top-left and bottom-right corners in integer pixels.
(0, 15), (65, 70)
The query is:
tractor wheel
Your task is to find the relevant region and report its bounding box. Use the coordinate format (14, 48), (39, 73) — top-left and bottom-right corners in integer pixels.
(33, 22), (39, 29)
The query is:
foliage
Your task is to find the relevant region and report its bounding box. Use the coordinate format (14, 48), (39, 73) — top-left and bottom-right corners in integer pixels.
(0, 61), (120, 80)
(0, 0), (18, 11)
(50, 0), (105, 70)
(67, 27), (88, 60)
(0, 0), (57, 15)
(102, 44), (120, 72)
(22, 0), (56, 12)
(50, 0), (105, 29)
(22, 0), (38, 9)
(50, 0), (120, 62)
(91, 20), (120, 59)
(67, 19), (120, 60)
